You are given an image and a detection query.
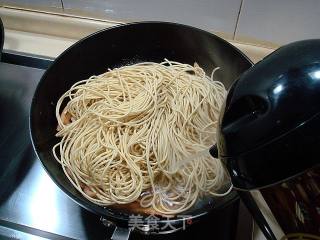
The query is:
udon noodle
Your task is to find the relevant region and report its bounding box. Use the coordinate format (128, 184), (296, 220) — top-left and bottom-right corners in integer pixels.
(53, 60), (232, 215)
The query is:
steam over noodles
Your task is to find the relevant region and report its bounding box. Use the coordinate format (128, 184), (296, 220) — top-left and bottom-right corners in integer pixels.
(53, 60), (231, 215)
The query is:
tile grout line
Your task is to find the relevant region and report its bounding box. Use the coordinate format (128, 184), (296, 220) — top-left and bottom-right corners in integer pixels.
(233, 0), (244, 40)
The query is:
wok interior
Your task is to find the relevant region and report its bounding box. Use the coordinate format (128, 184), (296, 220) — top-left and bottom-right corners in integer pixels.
(30, 22), (252, 226)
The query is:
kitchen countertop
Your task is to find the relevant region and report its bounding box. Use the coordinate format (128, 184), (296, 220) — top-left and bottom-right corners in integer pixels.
(0, 7), (275, 63)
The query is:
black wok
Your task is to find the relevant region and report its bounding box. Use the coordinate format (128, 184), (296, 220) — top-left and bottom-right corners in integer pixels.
(30, 22), (252, 238)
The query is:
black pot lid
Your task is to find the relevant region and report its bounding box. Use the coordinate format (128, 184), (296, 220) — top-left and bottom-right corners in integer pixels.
(217, 39), (320, 190)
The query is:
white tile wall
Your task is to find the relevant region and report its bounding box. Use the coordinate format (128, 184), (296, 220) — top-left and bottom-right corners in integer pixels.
(62, 0), (242, 37)
(0, 0), (62, 11)
(235, 0), (320, 45)
(3, 0), (319, 46)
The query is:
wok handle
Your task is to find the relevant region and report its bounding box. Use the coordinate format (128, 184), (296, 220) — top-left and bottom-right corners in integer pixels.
(0, 17), (4, 60)
(111, 226), (131, 240)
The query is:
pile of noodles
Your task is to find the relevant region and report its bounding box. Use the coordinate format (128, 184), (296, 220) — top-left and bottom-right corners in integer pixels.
(53, 60), (231, 215)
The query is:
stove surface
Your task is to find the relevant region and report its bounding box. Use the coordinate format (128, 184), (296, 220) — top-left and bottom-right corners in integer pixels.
(0, 62), (114, 239)
(0, 61), (250, 240)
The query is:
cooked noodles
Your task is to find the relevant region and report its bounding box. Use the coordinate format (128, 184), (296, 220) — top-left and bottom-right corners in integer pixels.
(53, 60), (231, 215)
